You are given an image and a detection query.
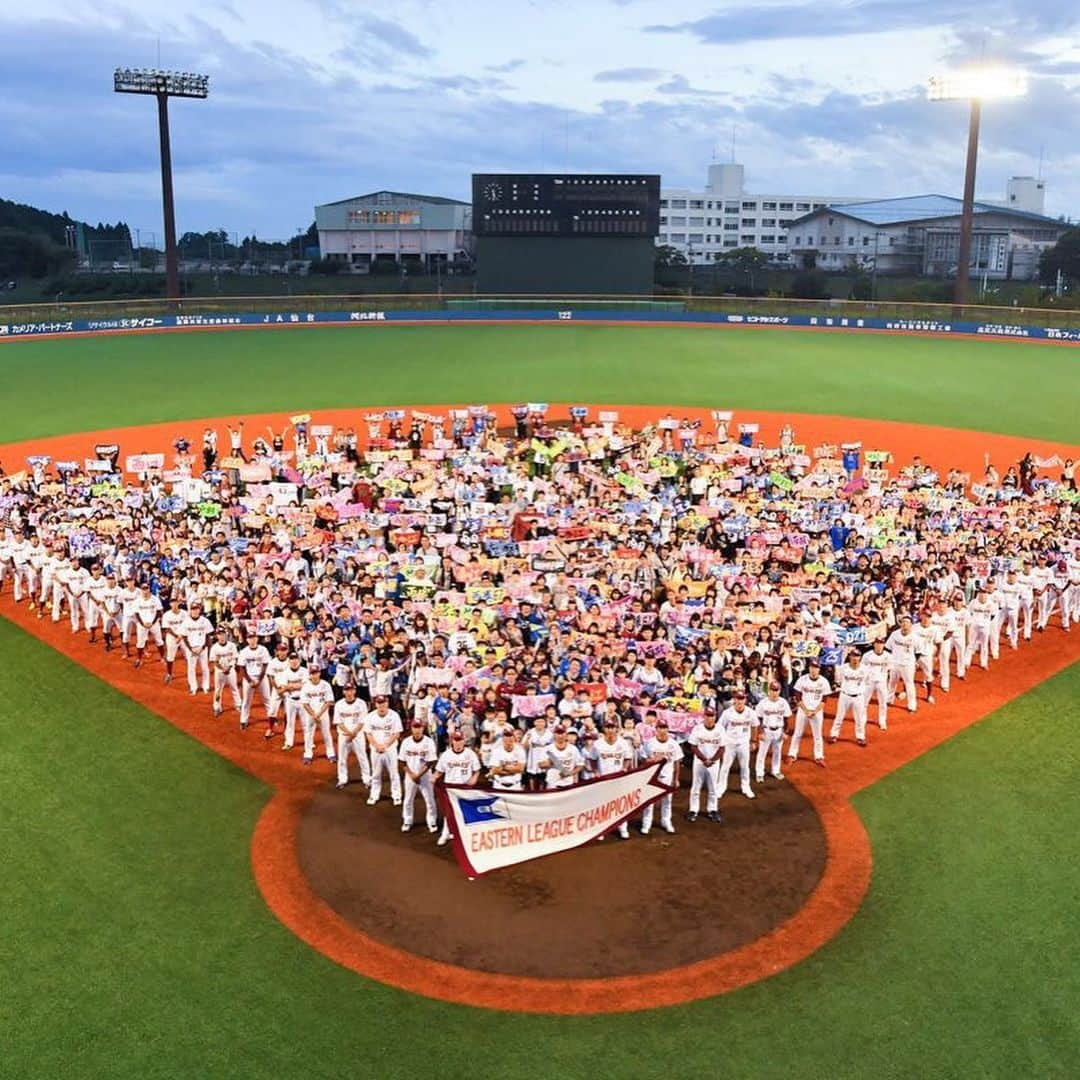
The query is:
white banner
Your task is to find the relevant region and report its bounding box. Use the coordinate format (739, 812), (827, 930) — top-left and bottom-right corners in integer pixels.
(125, 453), (165, 474)
(439, 764), (672, 878)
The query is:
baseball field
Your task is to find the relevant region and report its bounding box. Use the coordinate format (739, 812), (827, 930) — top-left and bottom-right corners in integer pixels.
(2, 322), (1078, 1079)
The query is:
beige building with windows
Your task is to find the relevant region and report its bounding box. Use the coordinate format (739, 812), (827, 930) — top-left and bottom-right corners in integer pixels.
(315, 190), (472, 272)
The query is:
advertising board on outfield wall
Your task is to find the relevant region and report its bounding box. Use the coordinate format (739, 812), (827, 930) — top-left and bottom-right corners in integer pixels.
(1, 308), (1078, 341)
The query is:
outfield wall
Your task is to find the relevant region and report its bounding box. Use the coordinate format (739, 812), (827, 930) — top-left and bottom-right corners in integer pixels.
(2, 305), (1079, 343)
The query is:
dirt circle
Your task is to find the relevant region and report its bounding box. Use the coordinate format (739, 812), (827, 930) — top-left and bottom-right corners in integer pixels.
(297, 777), (827, 979)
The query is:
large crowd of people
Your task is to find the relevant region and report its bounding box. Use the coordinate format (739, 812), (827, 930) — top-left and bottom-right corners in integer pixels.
(1, 405), (1077, 845)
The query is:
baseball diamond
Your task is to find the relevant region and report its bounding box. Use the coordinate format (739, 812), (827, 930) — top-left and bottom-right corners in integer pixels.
(2, 323), (1078, 1076)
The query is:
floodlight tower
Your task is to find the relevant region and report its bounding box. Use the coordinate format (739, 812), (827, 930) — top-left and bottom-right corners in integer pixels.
(114, 68), (210, 301)
(928, 67), (1026, 307)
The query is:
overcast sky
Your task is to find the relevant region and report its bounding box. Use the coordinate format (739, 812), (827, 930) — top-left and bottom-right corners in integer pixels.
(1, 0), (1078, 239)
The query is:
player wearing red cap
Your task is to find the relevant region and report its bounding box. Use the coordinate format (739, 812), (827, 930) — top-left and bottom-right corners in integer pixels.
(366, 695), (403, 805)
(434, 729), (481, 846)
(399, 720), (438, 833)
(539, 724), (584, 790)
(717, 691), (758, 802)
(588, 720), (634, 839)
(687, 711), (725, 822)
(488, 725), (527, 791)
(754, 682), (792, 783)
(641, 715), (680, 834)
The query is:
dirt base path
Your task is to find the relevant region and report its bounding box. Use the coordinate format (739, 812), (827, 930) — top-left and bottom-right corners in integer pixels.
(1, 407), (1077, 1013)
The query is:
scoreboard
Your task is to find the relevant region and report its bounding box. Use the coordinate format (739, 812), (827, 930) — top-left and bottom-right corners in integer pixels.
(472, 174), (660, 238)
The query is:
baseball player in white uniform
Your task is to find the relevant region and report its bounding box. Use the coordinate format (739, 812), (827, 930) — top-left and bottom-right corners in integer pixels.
(1031, 556), (1054, 632)
(1015, 560), (1037, 642)
(334, 684), (370, 789)
(277, 654), (307, 749)
(434, 729), (481, 846)
(913, 611), (938, 705)
(539, 723), (585, 790)
(717, 690), (758, 803)
(131, 582), (163, 668)
(366, 695), (404, 805)
(160, 597), (186, 684)
(861, 637), (891, 729)
(399, 720), (439, 833)
(930, 600), (958, 692)
(237, 634), (272, 729)
(755, 682), (792, 782)
(488, 725), (527, 794)
(686, 713), (724, 822)
(85, 566), (115, 645)
(588, 721), (634, 838)
(789, 659), (831, 766)
(119, 580), (140, 657)
(299, 666), (335, 764)
(640, 716), (680, 834)
(210, 627), (241, 717)
(998, 569), (1023, 650)
(885, 615), (918, 713)
(181, 602), (213, 695)
(265, 642), (291, 730)
(966, 587), (997, 670)
(830, 649), (869, 745)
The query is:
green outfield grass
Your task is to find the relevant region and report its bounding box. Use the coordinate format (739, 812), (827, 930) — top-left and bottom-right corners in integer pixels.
(1, 325), (1078, 1079)
(1, 323), (1078, 443)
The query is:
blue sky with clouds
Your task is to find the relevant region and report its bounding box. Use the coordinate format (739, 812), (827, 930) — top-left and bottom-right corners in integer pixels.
(1, 0), (1077, 239)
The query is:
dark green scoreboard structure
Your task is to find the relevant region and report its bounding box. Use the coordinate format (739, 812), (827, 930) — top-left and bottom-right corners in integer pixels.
(473, 174), (660, 295)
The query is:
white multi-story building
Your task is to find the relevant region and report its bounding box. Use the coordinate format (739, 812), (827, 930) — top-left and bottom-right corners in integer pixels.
(658, 163), (869, 264)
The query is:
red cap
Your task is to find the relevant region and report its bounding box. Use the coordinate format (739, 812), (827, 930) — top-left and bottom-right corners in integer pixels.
(553, 724), (568, 735)
(410, 720), (424, 729)
(502, 725), (517, 737)
(733, 689), (747, 700)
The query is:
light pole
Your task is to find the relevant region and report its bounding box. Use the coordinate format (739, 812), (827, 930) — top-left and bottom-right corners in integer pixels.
(928, 67), (1026, 307)
(114, 68), (210, 300)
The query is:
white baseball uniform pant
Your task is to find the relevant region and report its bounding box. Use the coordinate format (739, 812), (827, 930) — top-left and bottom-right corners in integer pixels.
(369, 746), (402, 802)
(164, 635), (183, 665)
(402, 772), (437, 829)
(20, 565), (37, 602)
(689, 758), (720, 812)
(989, 613), (1001, 659)
(1001, 605), (1020, 649)
(965, 624), (991, 669)
(135, 622), (163, 651)
(213, 668), (241, 712)
(121, 612), (137, 645)
(301, 710), (335, 761)
(282, 696), (302, 747)
(831, 692), (868, 740)
(37, 569), (53, 605)
(887, 662), (917, 711)
(240, 677), (271, 725)
(50, 581), (67, 621)
(717, 743), (753, 799)
(184, 647), (210, 693)
(755, 728), (785, 780)
(68, 592), (88, 632)
(641, 793), (673, 832)
(84, 599), (103, 632)
(336, 731), (371, 785)
(937, 640), (958, 691)
(789, 706), (824, 760)
(916, 651), (934, 683)
(865, 678), (889, 729)
(1018, 597), (1033, 640)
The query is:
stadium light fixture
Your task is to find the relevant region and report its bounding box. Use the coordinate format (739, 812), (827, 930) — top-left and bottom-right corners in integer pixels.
(928, 66), (1027, 308)
(114, 67), (210, 301)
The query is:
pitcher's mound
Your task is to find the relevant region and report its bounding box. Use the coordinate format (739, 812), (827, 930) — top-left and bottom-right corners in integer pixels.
(298, 781), (825, 984)
(297, 780), (826, 979)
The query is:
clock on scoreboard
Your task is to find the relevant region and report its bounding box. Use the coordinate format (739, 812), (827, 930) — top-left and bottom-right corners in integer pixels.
(471, 174), (660, 238)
